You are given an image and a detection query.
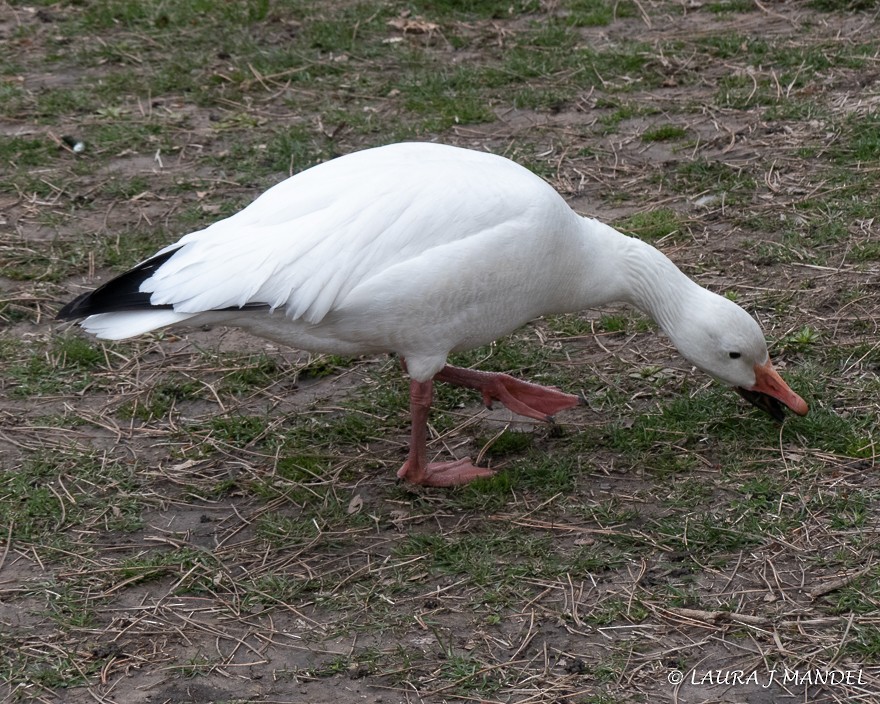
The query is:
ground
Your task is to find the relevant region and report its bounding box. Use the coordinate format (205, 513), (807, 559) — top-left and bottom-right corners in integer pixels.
(1, 1), (880, 703)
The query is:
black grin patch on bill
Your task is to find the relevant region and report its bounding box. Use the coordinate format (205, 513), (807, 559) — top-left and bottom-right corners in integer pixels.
(735, 387), (787, 423)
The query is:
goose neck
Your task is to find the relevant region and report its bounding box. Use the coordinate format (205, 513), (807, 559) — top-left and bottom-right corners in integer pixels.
(619, 236), (701, 337)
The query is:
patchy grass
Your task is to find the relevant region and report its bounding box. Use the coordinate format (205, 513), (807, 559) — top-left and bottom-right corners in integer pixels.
(616, 208), (683, 242)
(641, 123), (688, 142)
(2, 1), (879, 703)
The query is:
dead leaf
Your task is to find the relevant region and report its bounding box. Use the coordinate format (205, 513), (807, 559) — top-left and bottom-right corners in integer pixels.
(347, 494), (363, 514)
(387, 17), (439, 34)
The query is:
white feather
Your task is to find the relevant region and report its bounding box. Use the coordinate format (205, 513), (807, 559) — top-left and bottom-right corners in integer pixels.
(81, 310), (196, 340)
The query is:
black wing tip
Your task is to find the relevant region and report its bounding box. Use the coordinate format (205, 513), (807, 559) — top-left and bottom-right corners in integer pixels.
(56, 291), (171, 320)
(56, 291), (93, 320)
(55, 248), (182, 321)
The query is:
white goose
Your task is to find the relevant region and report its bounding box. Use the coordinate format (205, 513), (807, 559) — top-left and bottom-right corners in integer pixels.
(58, 142), (808, 486)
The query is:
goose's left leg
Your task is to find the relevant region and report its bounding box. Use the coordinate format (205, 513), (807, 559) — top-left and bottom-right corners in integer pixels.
(435, 365), (582, 421)
(396, 378), (495, 487)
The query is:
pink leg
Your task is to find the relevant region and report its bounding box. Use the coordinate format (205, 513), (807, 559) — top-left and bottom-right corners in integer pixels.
(396, 378), (496, 487)
(434, 365), (582, 422)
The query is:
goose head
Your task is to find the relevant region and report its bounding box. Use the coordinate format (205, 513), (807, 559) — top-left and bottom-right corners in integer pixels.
(670, 293), (808, 421)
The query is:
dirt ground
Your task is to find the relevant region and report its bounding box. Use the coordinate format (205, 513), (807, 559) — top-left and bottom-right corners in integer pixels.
(2, 1), (880, 703)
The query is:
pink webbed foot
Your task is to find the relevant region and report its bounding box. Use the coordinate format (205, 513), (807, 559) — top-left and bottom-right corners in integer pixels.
(399, 377), (496, 487)
(397, 457), (495, 487)
(435, 365), (582, 422)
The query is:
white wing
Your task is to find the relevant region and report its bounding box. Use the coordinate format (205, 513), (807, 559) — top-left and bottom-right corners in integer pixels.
(141, 143), (555, 324)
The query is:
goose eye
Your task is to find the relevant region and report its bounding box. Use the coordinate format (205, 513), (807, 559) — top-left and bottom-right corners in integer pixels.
(728, 352), (741, 359)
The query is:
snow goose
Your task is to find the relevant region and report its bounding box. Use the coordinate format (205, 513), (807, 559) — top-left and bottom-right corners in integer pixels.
(57, 142), (808, 487)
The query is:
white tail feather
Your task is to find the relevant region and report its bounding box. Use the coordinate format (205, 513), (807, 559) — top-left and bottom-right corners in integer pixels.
(81, 311), (196, 340)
